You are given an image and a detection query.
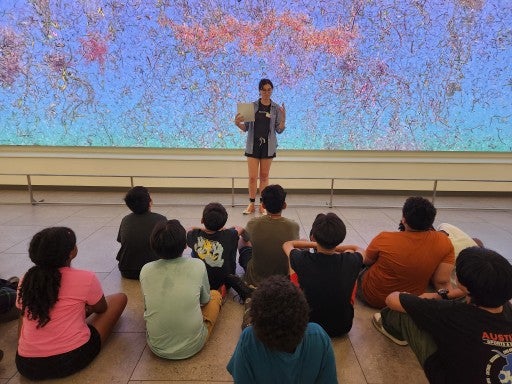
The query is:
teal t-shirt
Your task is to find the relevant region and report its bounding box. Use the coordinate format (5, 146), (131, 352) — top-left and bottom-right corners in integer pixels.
(227, 322), (338, 383)
(140, 257), (210, 359)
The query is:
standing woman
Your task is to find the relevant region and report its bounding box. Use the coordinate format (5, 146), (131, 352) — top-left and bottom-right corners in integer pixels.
(235, 78), (286, 215)
(16, 227), (127, 380)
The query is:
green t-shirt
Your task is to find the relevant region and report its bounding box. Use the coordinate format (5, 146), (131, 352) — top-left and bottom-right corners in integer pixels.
(245, 215), (300, 285)
(140, 257), (210, 359)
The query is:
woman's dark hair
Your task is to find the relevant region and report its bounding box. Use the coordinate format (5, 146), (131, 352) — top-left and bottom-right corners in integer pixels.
(258, 78), (274, 90)
(150, 219), (187, 260)
(310, 212), (346, 249)
(124, 186), (151, 214)
(251, 275), (309, 353)
(18, 227), (76, 328)
(202, 202), (228, 231)
(261, 184), (286, 214)
(456, 246), (512, 308)
(402, 196), (436, 230)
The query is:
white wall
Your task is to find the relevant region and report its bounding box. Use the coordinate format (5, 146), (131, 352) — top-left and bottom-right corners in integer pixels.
(1, 146), (511, 193)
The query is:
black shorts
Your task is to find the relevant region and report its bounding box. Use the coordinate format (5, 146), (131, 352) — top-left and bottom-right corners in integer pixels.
(16, 324), (101, 380)
(245, 137), (275, 159)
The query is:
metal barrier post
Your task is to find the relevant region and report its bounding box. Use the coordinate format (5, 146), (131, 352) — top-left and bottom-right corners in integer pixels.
(432, 180), (438, 204)
(329, 179), (334, 208)
(27, 175), (37, 205)
(231, 177), (235, 207)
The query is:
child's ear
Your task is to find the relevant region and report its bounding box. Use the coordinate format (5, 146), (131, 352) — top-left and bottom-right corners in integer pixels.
(310, 234), (315, 241)
(200, 218), (204, 224)
(69, 245), (78, 261)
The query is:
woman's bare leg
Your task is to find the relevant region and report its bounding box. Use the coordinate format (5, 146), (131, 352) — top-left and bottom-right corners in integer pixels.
(247, 157), (260, 199)
(244, 158), (260, 214)
(258, 158), (273, 195)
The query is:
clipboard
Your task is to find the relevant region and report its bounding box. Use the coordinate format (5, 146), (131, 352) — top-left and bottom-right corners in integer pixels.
(237, 103), (255, 122)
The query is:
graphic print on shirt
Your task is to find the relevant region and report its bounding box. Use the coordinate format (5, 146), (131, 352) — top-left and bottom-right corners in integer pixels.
(482, 330), (512, 383)
(487, 349), (512, 384)
(193, 237), (224, 267)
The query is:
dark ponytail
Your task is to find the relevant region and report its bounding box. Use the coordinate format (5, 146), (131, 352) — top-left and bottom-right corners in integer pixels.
(18, 227), (76, 328)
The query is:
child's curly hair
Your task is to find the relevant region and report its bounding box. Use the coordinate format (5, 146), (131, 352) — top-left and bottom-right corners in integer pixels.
(251, 275), (309, 353)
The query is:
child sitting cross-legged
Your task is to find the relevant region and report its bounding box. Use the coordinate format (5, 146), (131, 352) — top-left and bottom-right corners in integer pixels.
(283, 212), (366, 337)
(140, 219), (223, 359)
(186, 202), (254, 302)
(16, 227), (127, 380)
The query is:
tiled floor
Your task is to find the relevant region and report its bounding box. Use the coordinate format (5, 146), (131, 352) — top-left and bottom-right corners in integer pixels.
(0, 189), (511, 383)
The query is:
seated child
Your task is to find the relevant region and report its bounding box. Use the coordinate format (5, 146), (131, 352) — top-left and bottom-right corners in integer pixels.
(186, 202), (253, 301)
(0, 276), (20, 323)
(227, 275), (338, 383)
(283, 212), (365, 337)
(140, 220), (222, 359)
(116, 186), (167, 279)
(16, 227), (127, 380)
(374, 246), (512, 383)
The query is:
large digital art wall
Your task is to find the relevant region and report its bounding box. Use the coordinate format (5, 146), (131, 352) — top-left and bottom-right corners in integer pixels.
(0, 0), (510, 151)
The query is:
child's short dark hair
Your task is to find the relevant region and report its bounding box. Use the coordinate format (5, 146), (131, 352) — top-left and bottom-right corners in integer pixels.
(150, 220), (186, 260)
(456, 246), (512, 308)
(202, 202), (228, 231)
(124, 186), (151, 214)
(310, 213), (346, 249)
(261, 184), (286, 214)
(402, 196), (436, 230)
(251, 275), (309, 353)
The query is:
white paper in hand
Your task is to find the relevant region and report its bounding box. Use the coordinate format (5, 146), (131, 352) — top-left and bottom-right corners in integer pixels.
(237, 103), (255, 122)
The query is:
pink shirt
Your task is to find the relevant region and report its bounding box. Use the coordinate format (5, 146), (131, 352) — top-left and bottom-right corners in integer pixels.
(17, 267), (104, 357)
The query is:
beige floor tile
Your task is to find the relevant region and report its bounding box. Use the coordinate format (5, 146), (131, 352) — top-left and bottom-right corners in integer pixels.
(331, 336), (367, 384)
(72, 227), (119, 273)
(100, 271), (146, 333)
(350, 302), (428, 384)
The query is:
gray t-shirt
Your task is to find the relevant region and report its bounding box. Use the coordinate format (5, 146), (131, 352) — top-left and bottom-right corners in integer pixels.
(245, 215), (300, 285)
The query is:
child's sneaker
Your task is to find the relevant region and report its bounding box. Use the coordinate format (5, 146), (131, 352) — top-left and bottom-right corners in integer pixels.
(218, 284), (228, 304)
(372, 312), (408, 346)
(227, 274), (255, 302)
(241, 298), (252, 330)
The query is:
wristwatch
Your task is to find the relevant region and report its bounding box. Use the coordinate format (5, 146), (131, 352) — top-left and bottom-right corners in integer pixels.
(437, 288), (449, 300)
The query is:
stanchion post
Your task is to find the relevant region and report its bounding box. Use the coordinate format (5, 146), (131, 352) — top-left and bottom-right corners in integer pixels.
(432, 180), (438, 205)
(27, 175), (37, 205)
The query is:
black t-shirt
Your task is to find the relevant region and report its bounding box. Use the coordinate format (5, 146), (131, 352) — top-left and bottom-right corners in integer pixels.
(290, 249), (363, 337)
(116, 211), (167, 275)
(253, 100), (271, 139)
(400, 294), (512, 384)
(186, 228), (239, 289)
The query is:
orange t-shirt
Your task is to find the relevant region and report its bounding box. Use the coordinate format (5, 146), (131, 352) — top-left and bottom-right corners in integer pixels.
(361, 230), (455, 308)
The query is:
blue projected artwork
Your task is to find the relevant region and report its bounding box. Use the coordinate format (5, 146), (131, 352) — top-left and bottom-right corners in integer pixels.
(0, 0), (510, 151)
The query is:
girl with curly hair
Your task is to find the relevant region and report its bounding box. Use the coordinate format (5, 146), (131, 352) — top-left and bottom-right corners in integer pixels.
(16, 227), (127, 380)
